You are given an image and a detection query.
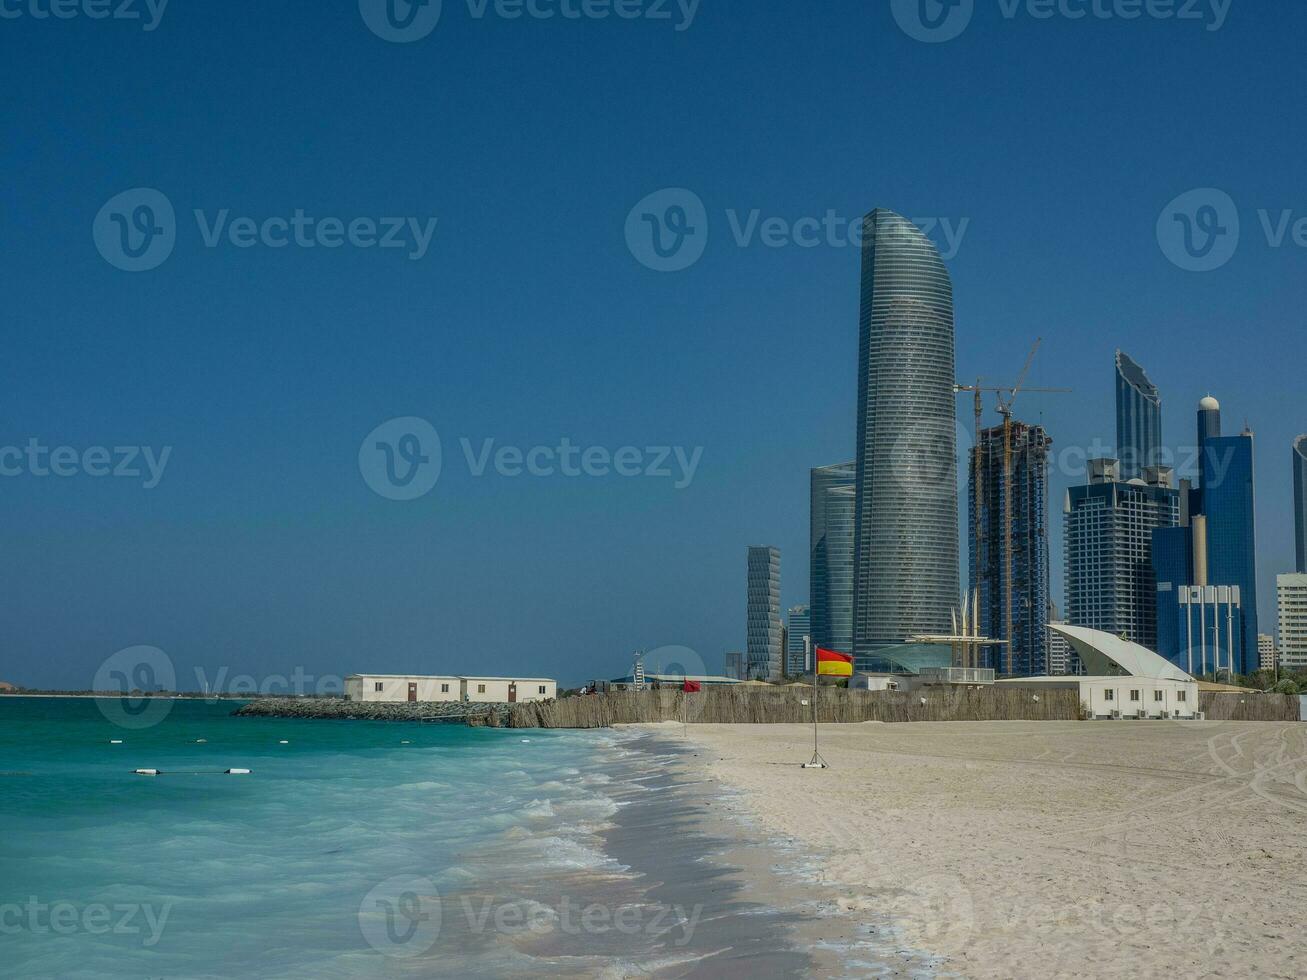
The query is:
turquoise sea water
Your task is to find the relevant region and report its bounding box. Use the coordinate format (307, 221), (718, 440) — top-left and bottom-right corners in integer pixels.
(1, 697), (670, 979)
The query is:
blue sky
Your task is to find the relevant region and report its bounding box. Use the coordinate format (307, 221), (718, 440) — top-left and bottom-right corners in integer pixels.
(2, 0), (1304, 689)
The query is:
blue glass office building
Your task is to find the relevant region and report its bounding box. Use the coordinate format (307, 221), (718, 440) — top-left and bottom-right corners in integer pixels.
(1115, 351), (1163, 480)
(1201, 431), (1259, 674)
(810, 462), (856, 653)
(746, 546), (782, 680)
(852, 209), (958, 657)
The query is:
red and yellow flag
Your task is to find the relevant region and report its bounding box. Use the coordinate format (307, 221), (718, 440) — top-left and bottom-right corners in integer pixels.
(816, 647), (853, 677)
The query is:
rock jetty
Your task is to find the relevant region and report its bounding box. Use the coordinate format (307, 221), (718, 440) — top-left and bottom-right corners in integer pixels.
(232, 698), (511, 723)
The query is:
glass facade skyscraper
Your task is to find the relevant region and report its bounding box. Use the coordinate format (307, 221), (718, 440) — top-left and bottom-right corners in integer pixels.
(1200, 429), (1259, 674)
(810, 462), (855, 653)
(969, 421), (1052, 676)
(1115, 350), (1163, 480)
(1065, 462), (1179, 650)
(746, 546), (782, 681)
(852, 209), (958, 657)
(785, 605), (810, 675)
(1294, 435), (1307, 574)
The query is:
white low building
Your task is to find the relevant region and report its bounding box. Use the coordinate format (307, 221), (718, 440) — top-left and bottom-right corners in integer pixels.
(997, 624), (1200, 720)
(345, 675), (557, 704)
(345, 675), (460, 703)
(461, 677), (556, 704)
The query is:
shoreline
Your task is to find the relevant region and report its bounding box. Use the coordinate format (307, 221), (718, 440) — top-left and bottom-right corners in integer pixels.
(649, 720), (1307, 979)
(602, 725), (935, 977)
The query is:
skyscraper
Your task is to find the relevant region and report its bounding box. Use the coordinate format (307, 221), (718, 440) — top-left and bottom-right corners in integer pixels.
(1065, 459), (1179, 649)
(1294, 435), (1307, 574)
(852, 209), (958, 658)
(746, 546), (782, 681)
(1115, 350), (1163, 480)
(969, 420), (1052, 675)
(1200, 426), (1259, 675)
(809, 462), (856, 653)
(1277, 574), (1307, 671)
(785, 605), (810, 675)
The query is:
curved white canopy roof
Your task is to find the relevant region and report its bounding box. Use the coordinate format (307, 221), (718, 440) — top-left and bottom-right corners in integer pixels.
(1049, 624), (1193, 681)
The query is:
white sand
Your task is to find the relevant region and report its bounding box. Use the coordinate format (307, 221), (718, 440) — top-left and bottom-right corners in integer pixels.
(665, 720), (1307, 979)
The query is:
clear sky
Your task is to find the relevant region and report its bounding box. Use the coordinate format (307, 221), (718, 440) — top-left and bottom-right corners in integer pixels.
(3, 0), (1304, 689)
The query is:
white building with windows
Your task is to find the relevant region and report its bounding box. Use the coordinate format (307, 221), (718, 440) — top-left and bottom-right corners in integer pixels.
(1258, 633), (1279, 672)
(1278, 574), (1307, 671)
(997, 624), (1200, 719)
(345, 674), (459, 703)
(345, 675), (556, 704)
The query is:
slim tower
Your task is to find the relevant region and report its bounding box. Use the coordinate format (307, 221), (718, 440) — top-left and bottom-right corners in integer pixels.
(852, 209), (958, 659)
(1115, 351), (1163, 480)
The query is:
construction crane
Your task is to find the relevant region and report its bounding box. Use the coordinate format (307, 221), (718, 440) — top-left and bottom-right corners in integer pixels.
(954, 338), (1071, 675)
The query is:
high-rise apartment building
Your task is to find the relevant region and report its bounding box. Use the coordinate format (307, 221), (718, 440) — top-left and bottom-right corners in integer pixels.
(1065, 459), (1179, 650)
(1278, 574), (1307, 671)
(746, 546), (782, 681)
(852, 209), (958, 658)
(1258, 633), (1278, 673)
(810, 462), (856, 653)
(1115, 350), (1163, 480)
(785, 605), (810, 675)
(969, 421), (1052, 675)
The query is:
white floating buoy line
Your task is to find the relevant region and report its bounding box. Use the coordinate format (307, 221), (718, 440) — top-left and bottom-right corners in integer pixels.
(133, 768), (251, 777)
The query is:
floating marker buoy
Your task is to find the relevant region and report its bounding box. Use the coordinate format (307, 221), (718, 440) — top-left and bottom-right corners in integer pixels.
(521, 739), (531, 743)
(278, 740), (289, 745)
(225, 769), (251, 775)
(195, 739), (207, 744)
(110, 740), (123, 745)
(401, 740), (411, 745)
(134, 769), (160, 776)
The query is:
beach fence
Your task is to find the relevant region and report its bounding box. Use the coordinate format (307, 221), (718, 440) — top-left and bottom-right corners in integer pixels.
(1199, 692), (1301, 722)
(468, 685), (1084, 730)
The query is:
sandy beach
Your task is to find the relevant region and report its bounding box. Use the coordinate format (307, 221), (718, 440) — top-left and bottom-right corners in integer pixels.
(645, 720), (1307, 979)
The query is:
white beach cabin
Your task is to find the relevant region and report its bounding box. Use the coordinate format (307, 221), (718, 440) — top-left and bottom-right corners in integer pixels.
(345, 674), (460, 703)
(460, 677), (557, 704)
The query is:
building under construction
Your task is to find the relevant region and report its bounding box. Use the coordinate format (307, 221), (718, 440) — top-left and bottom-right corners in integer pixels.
(969, 420), (1053, 676)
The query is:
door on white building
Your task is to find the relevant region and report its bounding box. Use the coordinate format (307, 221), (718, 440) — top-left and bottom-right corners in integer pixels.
(408, 683), (417, 703)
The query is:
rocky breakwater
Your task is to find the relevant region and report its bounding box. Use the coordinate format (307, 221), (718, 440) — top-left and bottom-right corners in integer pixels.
(232, 698), (510, 723)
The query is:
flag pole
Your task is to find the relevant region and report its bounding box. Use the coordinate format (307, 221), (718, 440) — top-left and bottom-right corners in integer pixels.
(804, 636), (828, 769)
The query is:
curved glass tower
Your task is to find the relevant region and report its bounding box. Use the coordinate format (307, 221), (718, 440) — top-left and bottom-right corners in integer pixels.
(852, 209), (958, 658)
(1115, 350), (1162, 480)
(1294, 435), (1307, 573)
